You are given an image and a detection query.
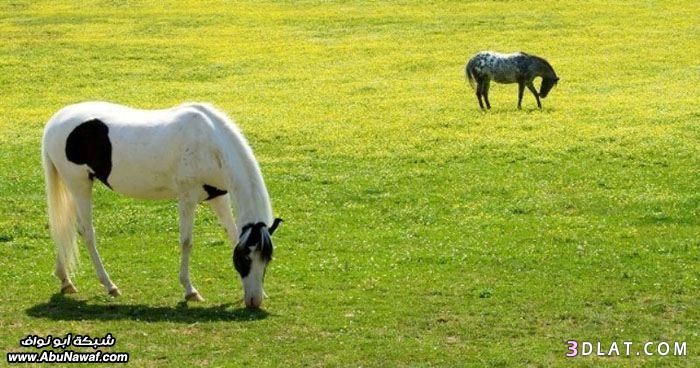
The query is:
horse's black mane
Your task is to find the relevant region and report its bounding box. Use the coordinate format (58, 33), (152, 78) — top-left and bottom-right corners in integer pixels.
(241, 222), (267, 234)
(240, 218), (282, 235)
(520, 51), (556, 77)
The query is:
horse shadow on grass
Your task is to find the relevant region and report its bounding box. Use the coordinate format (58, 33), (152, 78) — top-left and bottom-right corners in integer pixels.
(26, 293), (269, 323)
(478, 107), (558, 115)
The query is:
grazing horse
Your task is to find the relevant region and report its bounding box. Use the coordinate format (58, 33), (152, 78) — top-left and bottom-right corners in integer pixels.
(42, 101), (282, 309)
(465, 51), (559, 110)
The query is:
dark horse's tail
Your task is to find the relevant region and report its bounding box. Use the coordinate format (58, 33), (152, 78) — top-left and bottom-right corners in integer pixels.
(465, 59), (477, 91)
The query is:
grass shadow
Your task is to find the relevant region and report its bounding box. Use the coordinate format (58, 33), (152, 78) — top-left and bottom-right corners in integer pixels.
(26, 294), (269, 323)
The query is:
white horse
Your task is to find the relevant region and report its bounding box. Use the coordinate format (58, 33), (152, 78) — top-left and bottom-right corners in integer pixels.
(41, 101), (282, 309)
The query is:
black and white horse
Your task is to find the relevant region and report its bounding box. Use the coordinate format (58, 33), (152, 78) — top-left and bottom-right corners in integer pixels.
(42, 101), (282, 308)
(466, 51), (559, 110)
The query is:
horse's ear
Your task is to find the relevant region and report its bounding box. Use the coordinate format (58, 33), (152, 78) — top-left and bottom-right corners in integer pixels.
(269, 218), (283, 235)
(260, 229), (273, 261)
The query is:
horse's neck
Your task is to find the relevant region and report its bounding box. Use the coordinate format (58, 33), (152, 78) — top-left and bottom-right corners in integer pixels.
(190, 103), (273, 229)
(206, 117), (272, 229)
(533, 59), (555, 79)
(219, 133), (272, 229)
(541, 69), (555, 79)
(230, 181), (272, 229)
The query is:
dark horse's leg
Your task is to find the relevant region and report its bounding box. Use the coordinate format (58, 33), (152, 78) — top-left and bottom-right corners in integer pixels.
(526, 81), (541, 109)
(482, 80), (491, 109)
(517, 81), (525, 109)
(475, 80), (485, 110)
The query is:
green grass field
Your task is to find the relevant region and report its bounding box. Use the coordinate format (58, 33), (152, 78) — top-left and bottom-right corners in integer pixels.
(0, 1), (698, 366)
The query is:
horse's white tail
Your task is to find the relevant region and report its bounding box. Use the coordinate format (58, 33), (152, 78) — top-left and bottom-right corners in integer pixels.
(42, 147), (78, 276)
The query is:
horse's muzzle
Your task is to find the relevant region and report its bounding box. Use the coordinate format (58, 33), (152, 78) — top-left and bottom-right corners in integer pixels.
(245, 295), (263, 309)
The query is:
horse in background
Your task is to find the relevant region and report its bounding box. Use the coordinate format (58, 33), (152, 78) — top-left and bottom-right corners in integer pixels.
(466, 51), (559, 110)
(42, 101), (282, 309)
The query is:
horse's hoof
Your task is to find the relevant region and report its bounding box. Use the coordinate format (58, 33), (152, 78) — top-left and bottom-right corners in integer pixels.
(108, 288), (121, 297)
(185, 292), (204, 302)
(60, 284), (77, 294)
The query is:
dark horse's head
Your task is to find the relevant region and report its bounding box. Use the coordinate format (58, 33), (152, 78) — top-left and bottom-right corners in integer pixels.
(540, 76), (559, 98)
(233, 218), (282, 308)
(536, 56), (559, 99)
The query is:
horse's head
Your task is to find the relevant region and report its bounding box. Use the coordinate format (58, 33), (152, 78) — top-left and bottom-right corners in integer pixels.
(540, 76), (559, 98)
(233, 218), (283, 308)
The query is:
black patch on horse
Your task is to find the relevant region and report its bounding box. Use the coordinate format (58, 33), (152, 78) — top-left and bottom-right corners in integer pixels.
(233, 243), (252, 278)
(233, 221), (279, 278)
(203, 184), (227, 200)
(65, 119), (112, 188)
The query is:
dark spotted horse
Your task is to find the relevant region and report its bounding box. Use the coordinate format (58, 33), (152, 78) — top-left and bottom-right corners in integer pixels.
(42, 101), (282, 308)
(465, 51), (559, 110)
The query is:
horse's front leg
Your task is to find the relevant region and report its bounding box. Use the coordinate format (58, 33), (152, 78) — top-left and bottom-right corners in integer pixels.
(526, 81), (541, 109)
(73, 188), (120, 296)
(207, 194), (237, 245)
(178, 193), (204, 302)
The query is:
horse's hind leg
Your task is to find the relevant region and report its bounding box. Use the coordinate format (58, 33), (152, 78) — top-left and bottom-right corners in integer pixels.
(482, 80), (492, 109)
(208, 194), (237, 244)
(475, 80), (485, 110)
(56, 259), (77, 294)
(178, 193), (203, 302)
(526, 81), (542, 109)
(73, 189), (120, 296)
(517, 81), (525, 109)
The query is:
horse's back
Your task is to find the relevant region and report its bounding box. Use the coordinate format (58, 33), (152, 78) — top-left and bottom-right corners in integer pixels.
(467, 51), (525, 84)
(43, 101), (186, 170)
(46, 102), (182, 131)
